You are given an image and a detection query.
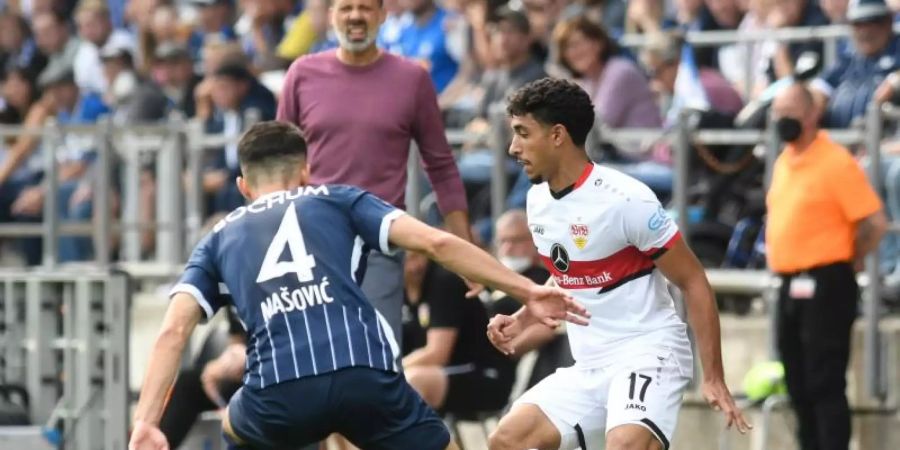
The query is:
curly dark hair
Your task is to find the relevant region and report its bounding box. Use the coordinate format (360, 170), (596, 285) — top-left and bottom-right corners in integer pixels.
(238, 121), (308, 184)
(506, 78), (595, 147)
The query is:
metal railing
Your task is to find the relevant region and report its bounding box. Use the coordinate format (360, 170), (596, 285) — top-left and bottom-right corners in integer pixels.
(0, 270), (130, 450)
(620, 23), (900, 99)
(0, 101), (896, 407)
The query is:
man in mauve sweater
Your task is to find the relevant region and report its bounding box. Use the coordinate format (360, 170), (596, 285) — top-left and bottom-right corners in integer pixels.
(277, 0), (471, 354)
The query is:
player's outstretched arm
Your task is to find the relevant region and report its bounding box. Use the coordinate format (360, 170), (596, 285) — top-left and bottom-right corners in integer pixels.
(655, 238), (752, 434)
(129, 294), (204, 450)
(388, 214), (590, 327)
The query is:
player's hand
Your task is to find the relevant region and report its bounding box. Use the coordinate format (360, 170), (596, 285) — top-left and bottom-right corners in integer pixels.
(201, 344), (246, 408)
(486, 314), (521, 355)
(201, 359), (228, 409)
(464, 278), (485, 298)
(702, 378), (752, 434)
(524, 285), (590, 328)
(129, 420), (169, 450)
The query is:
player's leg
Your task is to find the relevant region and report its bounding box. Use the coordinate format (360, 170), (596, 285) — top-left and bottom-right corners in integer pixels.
(489, 403), (561, 450)
(222, 404), (252, 449)
(404, 365), (449, 408)
(491, 367), (606, 450)
(332, 367), (450, 450)
(226, 378), (335, 449)
(605, 353), (690, 450)
(605, 425), (663, 450)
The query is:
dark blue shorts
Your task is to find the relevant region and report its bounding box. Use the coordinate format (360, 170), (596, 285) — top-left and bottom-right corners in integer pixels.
(227, 367), (450, 450)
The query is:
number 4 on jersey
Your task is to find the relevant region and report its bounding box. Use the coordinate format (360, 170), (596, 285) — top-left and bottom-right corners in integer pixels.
(257, 206), (317, 283)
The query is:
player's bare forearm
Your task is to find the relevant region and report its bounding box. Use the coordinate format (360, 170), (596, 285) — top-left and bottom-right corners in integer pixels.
(390, 215), (533, 300)
(655, 239), (724, 381)
(509, 321), (557, 355)
(682, 277), (725, 381)
(442, 210), (473, 242)
(133, 295), (202, 426)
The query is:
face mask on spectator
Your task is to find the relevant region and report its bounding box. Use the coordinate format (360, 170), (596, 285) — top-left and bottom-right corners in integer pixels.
(499, 255), (532, 273)
(111, 71), (138, 103)
(776, 117), (803, 143)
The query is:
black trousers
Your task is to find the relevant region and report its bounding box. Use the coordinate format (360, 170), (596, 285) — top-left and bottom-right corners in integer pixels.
(777, 262), (857, 450)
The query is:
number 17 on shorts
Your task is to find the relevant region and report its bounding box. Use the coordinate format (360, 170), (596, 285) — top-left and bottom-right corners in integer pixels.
(606, 356), (690, 450)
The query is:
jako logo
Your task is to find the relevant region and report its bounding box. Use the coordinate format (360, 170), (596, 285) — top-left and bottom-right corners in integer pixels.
(531, 224), (545, 235)
(625, 403), (647, 412)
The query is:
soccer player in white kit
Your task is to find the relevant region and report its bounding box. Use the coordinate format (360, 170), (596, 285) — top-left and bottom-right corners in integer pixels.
(486, 78), (751, 450)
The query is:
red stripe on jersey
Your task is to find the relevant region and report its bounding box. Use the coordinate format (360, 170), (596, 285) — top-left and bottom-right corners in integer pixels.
(540, 245), (656, 289)
(573, 163), (594, 189)
(643, 231), (682, 259)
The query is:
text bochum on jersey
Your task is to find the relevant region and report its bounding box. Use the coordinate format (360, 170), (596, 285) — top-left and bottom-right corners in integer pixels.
(170, 184), (404, 390)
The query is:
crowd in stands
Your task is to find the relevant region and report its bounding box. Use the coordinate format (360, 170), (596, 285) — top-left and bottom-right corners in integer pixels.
(1, 0), (900, 267)
(3, 0), (900, 445)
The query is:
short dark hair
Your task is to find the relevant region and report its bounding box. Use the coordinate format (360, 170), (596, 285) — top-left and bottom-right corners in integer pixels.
(493, 6), (530, 35)
(238, 121), (308, 184)
(507, 78), (595, 147)
(213, 62), (254, 82)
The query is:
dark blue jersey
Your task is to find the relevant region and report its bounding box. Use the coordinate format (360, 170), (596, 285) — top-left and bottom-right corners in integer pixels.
(171, 185), (405, 389)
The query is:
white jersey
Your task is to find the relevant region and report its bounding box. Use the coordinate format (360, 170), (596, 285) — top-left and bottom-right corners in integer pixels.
(527, 163), (692, 371)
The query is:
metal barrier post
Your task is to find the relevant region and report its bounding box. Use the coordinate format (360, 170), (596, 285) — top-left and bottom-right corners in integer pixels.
(765, 277), (780, 359)
(156, 113), (186, 265)
(864, 102), (886, 401)
(73, 280), (97, 449)
(24, 279), (58, 423)
(120, 132), (143, 261)
(824, 36), (838, 71)
(673, 111), (691, 244)
(406, 144), (422, 219)
(764, 112), (780, 190)
(489, 104), (509, 228)
(103, 273), (130, 450)
(743, 41), (754, 100)
(42, 120), (61, 268)
(93, 117), (113, 266)
(185, 119), (205, 246)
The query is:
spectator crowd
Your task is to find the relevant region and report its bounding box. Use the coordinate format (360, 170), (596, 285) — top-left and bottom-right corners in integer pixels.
(3, 1), (900, 448)
(2, 0), (900, 264)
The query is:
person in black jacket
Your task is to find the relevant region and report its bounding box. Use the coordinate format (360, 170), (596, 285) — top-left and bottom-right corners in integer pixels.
(403, 250), (517, 414)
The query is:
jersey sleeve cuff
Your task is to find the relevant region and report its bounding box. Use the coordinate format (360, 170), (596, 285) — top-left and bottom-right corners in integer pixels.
(379, 209), (406, 255)
(647, 230), (682, 260)
(169, 283), (215, 320)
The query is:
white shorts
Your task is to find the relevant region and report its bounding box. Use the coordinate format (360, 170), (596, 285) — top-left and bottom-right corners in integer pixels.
(514, 351), (691, 450)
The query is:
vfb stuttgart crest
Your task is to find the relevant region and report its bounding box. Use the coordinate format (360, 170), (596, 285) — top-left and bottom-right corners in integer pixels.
(570, 224), (589, 249)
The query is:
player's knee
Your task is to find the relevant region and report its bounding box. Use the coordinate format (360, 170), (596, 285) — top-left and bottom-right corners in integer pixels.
(488, 426), (521, 450)
(404, 366), (446, 408)
(605, 431), (661, 450)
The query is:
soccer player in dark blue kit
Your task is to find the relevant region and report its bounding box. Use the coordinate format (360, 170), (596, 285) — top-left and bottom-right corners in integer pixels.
(129, 121), (589, 450)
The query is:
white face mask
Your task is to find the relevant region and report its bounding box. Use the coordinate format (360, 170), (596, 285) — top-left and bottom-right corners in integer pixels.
(111, 71), (137, 103)
(499, 255), (532, 273)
